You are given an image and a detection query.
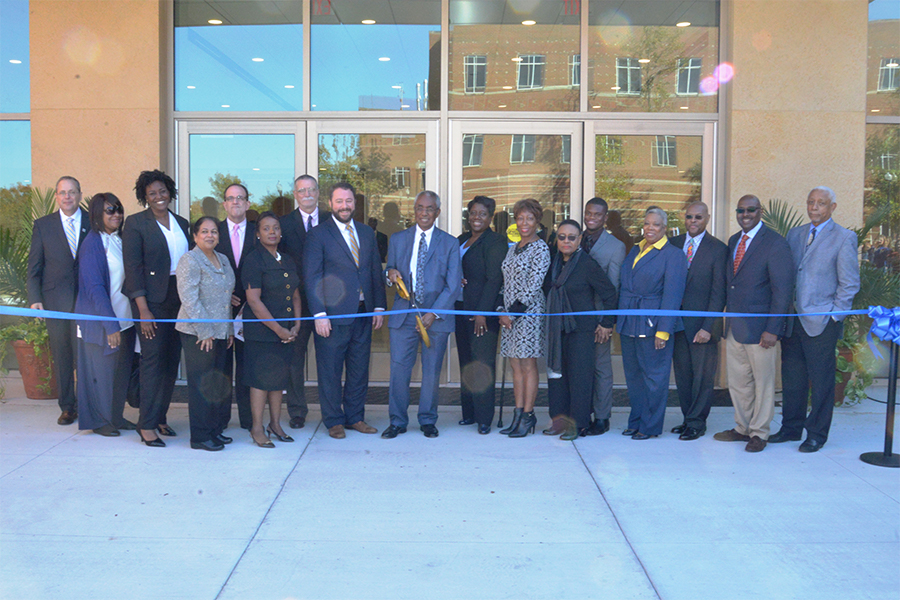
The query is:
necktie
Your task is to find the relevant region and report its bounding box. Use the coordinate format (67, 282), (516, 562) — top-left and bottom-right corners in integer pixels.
(416, 231), (428, 302)
(346, 224), (359, 267)
(686, 238), (694, 266)
(733, 234), (749, 274)
(65, 217), (77, 258)
(807, 227), (816, 247)
(231, 224), (242, 265)
(306, 215), (312, 232)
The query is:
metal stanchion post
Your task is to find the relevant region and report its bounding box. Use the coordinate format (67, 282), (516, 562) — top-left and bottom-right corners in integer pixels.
(860, 341), (899, 468)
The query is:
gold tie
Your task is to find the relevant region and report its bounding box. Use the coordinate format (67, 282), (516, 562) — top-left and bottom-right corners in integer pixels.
(346, 224), (359, 267)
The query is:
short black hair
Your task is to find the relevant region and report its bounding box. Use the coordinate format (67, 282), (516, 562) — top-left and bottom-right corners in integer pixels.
(585, 197), (608, 212)
(88, 192), (123, 234)
(468, 195), (496, 216)
(256, 210), (279, 226)
(557, 219), (582, 233)
(192, 215), (219, 236)
(134, 170), (177, 207)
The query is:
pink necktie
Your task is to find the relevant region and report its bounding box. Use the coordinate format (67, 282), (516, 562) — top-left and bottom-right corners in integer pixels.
(231, 224), (241, 265)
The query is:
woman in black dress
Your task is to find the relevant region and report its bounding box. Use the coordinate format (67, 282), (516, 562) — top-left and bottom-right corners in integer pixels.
(241, 212), (301, 448)
(456, 196), (507, 434)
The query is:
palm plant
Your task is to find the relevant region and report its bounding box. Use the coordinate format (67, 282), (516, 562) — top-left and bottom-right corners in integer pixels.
(761, 198), (804, 237)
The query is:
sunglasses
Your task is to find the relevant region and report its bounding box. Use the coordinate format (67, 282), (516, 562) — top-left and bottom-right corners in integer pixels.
(103, 205), (124, 215)
(684, 214), (705, 220)
(557, 234), (579, 242)
(735, 207), (760, 215)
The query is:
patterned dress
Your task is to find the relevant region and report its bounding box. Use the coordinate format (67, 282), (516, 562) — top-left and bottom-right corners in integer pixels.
(500, 239), (551, 358)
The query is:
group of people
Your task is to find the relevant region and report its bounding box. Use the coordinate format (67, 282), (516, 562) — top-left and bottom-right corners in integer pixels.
(27, 171), (860, 453)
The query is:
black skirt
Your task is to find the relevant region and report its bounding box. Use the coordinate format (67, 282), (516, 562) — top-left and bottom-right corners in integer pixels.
(243, 339), (292, 391)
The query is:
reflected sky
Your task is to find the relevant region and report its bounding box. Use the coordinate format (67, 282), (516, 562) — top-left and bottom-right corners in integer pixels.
(0, 0), (29, 113)
(0, 122), (30, 188)
(870, 0), (900, 20)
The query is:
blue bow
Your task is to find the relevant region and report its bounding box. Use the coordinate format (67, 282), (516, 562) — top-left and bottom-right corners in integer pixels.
(867, 306), (900, 360)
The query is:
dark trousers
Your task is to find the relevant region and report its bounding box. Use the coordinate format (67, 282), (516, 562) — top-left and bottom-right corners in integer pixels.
(46, 316), (77, 412)
(547, 330), (595, 429)
(224, 336), (251, 429)
(314, 316), (372, 429)
(622, 335), (674, 436)
(455, 311), (499, 426)
(285, 319), (314, 420)
(136, 276), (181, 430)
(672, 331), (718, 431)
(780, 317), (840, 444)
(180, 333), (231, 443)
(77, 327), (136, 430)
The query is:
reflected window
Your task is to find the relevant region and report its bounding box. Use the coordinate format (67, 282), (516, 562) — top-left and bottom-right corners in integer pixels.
(0, 0), (29, 113)
(878, 58), (899, 91)
(392, 167), (410, 189)
(677, 58), (702, 95)
(510, 135), (536, 164)
(517, 55), (546, 90)
(0, 121), (31, 189)
(598, 136), (623, 164)
(652, 136), (677, 167)
(463, 134), (484, 167)
(465, 55), (487, 93)
(569, 54), (581, 87)
(616, 58), (642, 95)
(868, 1), (900, 115)
(864, 124), (899, 261)
(561, 136), (571, 164)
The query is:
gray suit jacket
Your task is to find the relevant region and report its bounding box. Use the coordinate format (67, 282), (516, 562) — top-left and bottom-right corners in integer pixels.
(786, 220), (859, 337)
(587, 228), (626, 294)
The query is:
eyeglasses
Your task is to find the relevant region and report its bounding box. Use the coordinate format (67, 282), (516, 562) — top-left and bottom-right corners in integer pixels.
(225, 195), (247, 202)
(103, 205), (124, 215)
(684, 214), (705, 220)
(295, 187), (317, 195)
(735, 207), (760, 214)
(556, 234), (579, 242)
(57, 190), (80, 197)
(415, 205), (438, 214)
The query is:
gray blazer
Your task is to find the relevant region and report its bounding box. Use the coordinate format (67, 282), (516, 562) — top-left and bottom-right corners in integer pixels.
(175, 247), (235, 340)
(587, 228), (626, 293)
(786, 219), (860, 337)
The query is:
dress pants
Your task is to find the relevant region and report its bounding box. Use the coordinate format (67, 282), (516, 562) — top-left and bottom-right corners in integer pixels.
(76, 327), (136, 430)
(46, 316), (77, 412)
(285, 319), (314, 421)
(672, 331), (718, 431)
(780, 317), (840, 444)
(314, 314), (372, 429)
(591, 338), (614, 421)
(180, 333), (230, 444)
(455, 310), (499, 426)
(136, 276), (181, 431)
(224, 336), (251, 429)
(388, 323), (450, 428)
(548, 329), (595, 429)
(621, 335), (673, 436)
(725, 330), (777, 440)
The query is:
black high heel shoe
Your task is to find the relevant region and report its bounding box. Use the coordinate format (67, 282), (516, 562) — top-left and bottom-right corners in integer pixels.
(267, 425), (294, 443)
(138, 431), (165, 447)
(157, 424), (176, 437)
(251, 432), (275, 448)
(508, 411), (536, 438)
(499, 408), (523, 435)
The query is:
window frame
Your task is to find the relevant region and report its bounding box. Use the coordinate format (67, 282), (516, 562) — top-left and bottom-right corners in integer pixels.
(510, 134), (536, 164)
(878, 58), (899, 92)
(517, 55), (546, 91)
(462, 133), (484, 167)
(616, 58), (642, 96)
(676, 58), (702, 96)
(652, 135), (677, 168)
(464, 55), (487, 94)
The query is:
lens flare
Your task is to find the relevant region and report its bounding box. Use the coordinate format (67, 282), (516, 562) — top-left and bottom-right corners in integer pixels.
(714, 63), (735, 83)
(699, 76), (718, 95)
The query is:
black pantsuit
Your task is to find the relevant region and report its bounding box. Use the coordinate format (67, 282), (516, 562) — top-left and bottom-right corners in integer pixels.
(672, 330), (718, 430)
(180, 333), (231, 444)
(780, 317), (840, 444)
(286, 320), (314, 421)
(455, 306), (500, 426)
(46, 318), (77, 411)
(547, 329), (596, 429)
(135, 276), (181, 430)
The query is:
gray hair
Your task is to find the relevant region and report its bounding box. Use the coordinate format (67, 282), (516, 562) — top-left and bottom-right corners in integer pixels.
(645, 207), (668, 226)
(416, 190), (441, 210)
(293, 174), (318, 189)
(810, 186), (836, 204)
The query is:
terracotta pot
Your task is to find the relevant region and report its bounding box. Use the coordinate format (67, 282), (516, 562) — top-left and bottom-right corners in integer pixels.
(12, 340), (58, 400)
(834, 346), (854, 405)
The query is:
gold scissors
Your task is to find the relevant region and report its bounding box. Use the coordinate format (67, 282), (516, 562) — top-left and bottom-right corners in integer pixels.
(394, 274), (431, 348)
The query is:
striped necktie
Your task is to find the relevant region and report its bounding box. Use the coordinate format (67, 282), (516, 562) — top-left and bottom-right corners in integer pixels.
(65, 217), (78, 258)
(807, 227), (816, 247)
(733, 234), (749, 274)
(416, 231), (427, 302)
(346, 224), (359, 267)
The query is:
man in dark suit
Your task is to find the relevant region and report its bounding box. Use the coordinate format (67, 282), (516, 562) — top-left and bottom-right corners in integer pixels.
(27, 176), (90, 425)
(216, 183), (256, 429)
(279, 174), (326, 429)
(368, 217), (389, 262)
(714, 195), (794, 453)
(303, 182), (386, 439)
(581, 197), (625, 435)
(382, 191), (461, 439)
(772, 186), (860, 452)
(670, 202), (727, 440)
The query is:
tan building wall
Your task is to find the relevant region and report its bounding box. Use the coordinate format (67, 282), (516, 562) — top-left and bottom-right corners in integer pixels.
(726, 0), (867, 229)
(30, 0), (166, 213)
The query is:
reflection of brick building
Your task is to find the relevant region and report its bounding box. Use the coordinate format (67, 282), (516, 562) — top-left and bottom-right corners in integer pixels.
(866, 20), (900, 116)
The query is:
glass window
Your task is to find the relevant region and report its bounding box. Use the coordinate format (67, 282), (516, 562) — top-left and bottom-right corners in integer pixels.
(868, 1), (900, 115)
(188, 134), (295, 222)
(391, 166), (410, 189)
(174, 1), (303, 111)
(569, 54), (581, 87)
(0, 121), (31, 189)
(449, 0), (580, 111)
(589, 1), (719, 113)
(561, 136), (571, 164)
(310, 1), (440, 111)
(462, 134), (484, 167)
(465, 55), (487, 93)
(878, 58), (899, 92)
(864, 124), (899, 264)
(510, 135), (536, 164)
(0, 0), (29, 113)
(652, 135), (677, 167)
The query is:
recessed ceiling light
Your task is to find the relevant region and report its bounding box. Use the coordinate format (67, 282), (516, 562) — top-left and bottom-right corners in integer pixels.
(498, 104), (507, 108)
(312, 104), (316, 108)
(284, 85), (294, 89)
(871, 109), (881, 112)
(676, 21), (691, 27)
(611, 86), (620, 91)
(522, 20), (536, 26)
(680, 106), (689, 110)
(401, 104), (410, 108)
(511, 57), (522, 62)
(592, 105), (601, 108)
(208, 19), (222, 25)
(221, 104), (230, 108)
(361, 19), (376, 24)
(391, 85), (402, 89)
(379, 57), (390, 62)
(252, 168), (260, 171)
(502, 85), (513, 90)
(887, 62), (899, 67)
(186, 85), (196, 89)
(9, 59), (22, 64)
(252, 58), (264, 62)
(638, 58), (650, 64)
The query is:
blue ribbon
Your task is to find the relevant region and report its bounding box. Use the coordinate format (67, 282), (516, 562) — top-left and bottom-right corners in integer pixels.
(867, 306), (900, 360)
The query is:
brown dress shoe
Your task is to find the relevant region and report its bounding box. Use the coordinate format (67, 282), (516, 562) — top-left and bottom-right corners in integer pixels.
(328, 424), (346, 439)
(745, 436), (767, 452)
(58, 410), (77, 425)
(346, 421), (377, 434)
(713, 428), (751, 442)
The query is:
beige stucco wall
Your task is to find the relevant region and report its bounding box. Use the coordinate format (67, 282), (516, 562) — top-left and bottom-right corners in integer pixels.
(30, 0), (165, 213)
(725, 0), (868, 230)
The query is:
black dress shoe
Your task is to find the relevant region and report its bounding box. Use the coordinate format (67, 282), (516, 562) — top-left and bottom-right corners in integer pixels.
(622, 428), (639, 436)
(458, 418), (476, 426)
(671, 424), (687, 434)
(58, 410), (77, 425)
(799, 438), (824, 453)
(768, 429), (802, 443)
(157, 424), (176, 437)
(93, 424), (120, 437)
(421, 424), (439, 438)
(214, 434), (233, 445)
(631, 432), (658, 440)
(116, 419), (137, 431)
(585, 418), (610, 436)
(478, 424), (491, 435)
(678, 427), (705, 441)
(381, 424), (407, 439)
(289, 417), (305, 429)
(191, 439), (224, 451)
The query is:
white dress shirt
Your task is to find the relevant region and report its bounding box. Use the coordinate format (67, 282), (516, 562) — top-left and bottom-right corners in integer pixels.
(101, 232), (134, 331)
(409, 224), (435, 290)
(733, 220), (763, 260)
(157, 216), (189, 275)
(299, 207), (319, 231)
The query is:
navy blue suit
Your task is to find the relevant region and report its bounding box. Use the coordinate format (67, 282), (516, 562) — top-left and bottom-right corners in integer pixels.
(618, 240), (687, 436)
(303, 216), (386, 428)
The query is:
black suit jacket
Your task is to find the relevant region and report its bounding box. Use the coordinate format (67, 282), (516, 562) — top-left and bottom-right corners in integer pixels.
(27, 209), (90, 311)
(671, 232), (727, 340)
(216, 219), (257, 306)
(280, 209), (330, 317)
(457, 229), (507, 330)
(543, 251), (618, 330)
(725, 224), (794, 344)
(122, 209), (192, 303)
